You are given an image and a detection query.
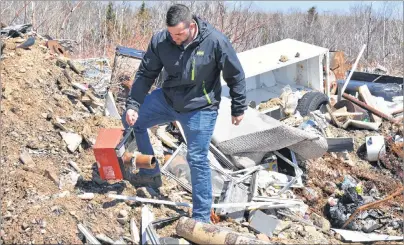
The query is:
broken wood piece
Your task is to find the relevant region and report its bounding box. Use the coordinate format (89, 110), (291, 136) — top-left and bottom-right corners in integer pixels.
(71, 82), (88, 92)
(176, 217), (267, 244)
(326, 103), (343, 128)
(342, 120), (380, 131)
(342, 93), (398, 124)
(67, 59), (85, 74)
(105, 91), (121, 119)
(130, 218), (140, 244)
(77, 224), (101, 245)
(62, 69), (73, 83)
(358, 85), (382, 123)
(327, 138), (354, 152)
(342, 186), (404, 228)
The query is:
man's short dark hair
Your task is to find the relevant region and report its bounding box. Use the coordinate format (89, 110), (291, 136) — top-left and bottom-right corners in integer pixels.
(166, 4), (192, 27)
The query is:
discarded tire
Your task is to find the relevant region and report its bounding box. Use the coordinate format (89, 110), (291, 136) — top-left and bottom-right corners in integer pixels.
(296, 91), (329, 116)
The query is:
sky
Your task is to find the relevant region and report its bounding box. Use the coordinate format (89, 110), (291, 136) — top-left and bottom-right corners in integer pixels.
(246, 1), (384, 12)
(228, 1), (403, 17)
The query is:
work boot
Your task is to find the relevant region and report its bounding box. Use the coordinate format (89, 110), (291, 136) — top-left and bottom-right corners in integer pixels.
(128, 173), (162, 189)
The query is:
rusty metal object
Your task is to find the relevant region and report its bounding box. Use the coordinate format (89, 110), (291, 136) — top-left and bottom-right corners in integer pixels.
(391, 142), (404, 158)
(176, 217), (267, 244)
(329, 51), (346, 80)
(122, 152), (156, 169)
(46, 40), (69, 57)
(342, 186), (404, 228)
(210, 209), (220, 224)
(342, 93), (399, 124)
(334, 100), (368, 121)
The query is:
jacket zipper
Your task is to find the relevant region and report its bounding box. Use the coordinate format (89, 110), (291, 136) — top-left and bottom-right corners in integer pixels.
(191, 57), (195, 81)
(203, 81), (212, 104)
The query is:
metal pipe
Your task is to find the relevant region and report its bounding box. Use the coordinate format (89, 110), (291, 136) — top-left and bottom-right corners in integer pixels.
(342, 93), (398, 123)
(122, 152), (156, 169)
(108, 194), (301, 209)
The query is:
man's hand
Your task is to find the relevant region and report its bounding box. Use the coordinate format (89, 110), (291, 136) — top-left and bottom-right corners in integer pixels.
(126, 109), (138, 126)
(232, 114), (244, 126)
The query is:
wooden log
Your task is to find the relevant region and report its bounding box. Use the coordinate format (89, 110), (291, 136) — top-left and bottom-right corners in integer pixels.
(176, 217), (267, 244)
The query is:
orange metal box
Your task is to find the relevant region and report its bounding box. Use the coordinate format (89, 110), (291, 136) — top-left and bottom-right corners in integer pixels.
(93, 128), (124, 180)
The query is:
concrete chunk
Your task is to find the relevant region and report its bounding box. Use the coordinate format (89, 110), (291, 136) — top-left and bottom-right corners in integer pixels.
(60, 131), (83, 152)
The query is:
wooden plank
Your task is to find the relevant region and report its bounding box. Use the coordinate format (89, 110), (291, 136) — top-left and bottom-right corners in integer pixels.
(327, 138), (354, 152)
(358, 85), (382, 123)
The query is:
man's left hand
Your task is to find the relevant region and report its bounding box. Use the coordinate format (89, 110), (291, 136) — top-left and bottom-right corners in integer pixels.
(232, 114), (244, 126)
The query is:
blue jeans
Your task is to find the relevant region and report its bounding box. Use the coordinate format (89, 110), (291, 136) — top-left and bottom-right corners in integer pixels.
(122, 89), (217, 223)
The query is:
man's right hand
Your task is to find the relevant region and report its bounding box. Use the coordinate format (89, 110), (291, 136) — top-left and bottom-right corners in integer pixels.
(126, 109), (138, 126)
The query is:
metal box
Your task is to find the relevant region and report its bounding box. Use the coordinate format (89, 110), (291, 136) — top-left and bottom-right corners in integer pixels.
(93, 128), (125, 180)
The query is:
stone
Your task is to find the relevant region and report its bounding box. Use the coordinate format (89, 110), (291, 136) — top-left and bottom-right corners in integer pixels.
(118, 210), (128, 218)
(44, 170), (59, 186)
(310, 213), (331, 231)
(40, 220), (47, 228)
(40, 229), (46, 234)
(273, 220), (292, 235)
(323, 181), (338, 194)
(304, 226), (325, 240)
(391, 221), (401, 230)
(357, 211), (369, 219)
(256, 233), (270, 242)
(60, 131), (83, 152)
(21, 223), (29, 230)
(19, 68), (26, 73)
(302, 187), (319, 203)
(239, 227), (249, 233)
(362, 219), (379, 233)
(77, 193), (94, 200)
(288, 232), (297, 239)
(19, 151), (35, 165)
(117, 217), (128, 225)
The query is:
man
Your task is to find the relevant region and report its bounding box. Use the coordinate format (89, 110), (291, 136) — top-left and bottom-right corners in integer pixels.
(123, 4), (246, 223)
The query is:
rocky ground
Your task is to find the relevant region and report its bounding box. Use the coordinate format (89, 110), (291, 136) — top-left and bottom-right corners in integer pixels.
(0, 36), (403, 244)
